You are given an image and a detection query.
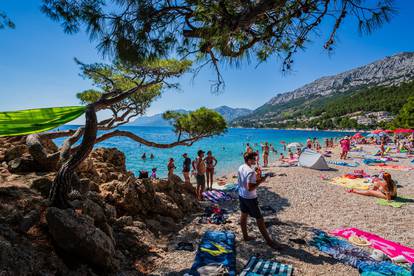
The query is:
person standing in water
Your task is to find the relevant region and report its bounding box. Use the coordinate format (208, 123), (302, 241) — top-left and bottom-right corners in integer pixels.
(205, 151), (218, 190)
(238, 152), (279, 249)
(245, 143), (253, 153)
(261, 142), (270, 167)
(192, 150), (206, 200)
(182, 153), (191, 185)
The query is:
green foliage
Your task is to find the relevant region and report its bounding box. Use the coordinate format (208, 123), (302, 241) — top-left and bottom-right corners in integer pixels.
(76, 58), (192, 117)
(41, 0), (395, 72)
(391, 96), (414, 128)
(0, 11), (15, 29)
(234, 80), (414, 130)
(164, 107), (227, 138)
(76, 89), (102, 104)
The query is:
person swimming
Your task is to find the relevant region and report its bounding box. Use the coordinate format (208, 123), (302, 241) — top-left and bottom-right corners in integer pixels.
(150, 153), (154, 159)
(141, 153), (146, 159)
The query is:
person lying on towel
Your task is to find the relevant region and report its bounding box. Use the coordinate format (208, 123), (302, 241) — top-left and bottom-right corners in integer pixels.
(349, 172), (397, 200)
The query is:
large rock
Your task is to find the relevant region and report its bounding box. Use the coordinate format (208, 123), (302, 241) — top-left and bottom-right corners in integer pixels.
(46, 207), (118, 270)
(4, 145), (28, 162)
(30, 177), (53, 197)
(7, 157), (35, 173)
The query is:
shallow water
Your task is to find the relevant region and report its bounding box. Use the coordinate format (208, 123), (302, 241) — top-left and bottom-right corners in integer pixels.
(56, 126), (354, 178)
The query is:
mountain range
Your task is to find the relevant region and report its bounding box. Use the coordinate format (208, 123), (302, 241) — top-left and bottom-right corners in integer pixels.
(231, 52), (414, 129)
(129, 106), (252, 126)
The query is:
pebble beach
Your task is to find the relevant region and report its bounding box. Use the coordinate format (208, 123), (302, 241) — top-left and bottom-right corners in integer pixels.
(152, 144), (414, 275)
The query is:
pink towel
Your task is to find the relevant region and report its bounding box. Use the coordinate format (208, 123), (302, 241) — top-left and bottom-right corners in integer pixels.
(331, 227), (414, 263)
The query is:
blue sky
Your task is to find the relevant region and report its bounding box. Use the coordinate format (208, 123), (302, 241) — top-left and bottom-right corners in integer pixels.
(1, 0), (413, 124)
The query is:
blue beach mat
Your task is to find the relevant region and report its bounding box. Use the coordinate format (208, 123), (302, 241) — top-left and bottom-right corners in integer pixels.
(239, 256), (293, 276)
(190, 231), (236, 275)
(328, 161), (360, 167)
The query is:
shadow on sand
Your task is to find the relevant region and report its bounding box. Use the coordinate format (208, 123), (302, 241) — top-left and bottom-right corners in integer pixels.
(158, 185), (344, 275)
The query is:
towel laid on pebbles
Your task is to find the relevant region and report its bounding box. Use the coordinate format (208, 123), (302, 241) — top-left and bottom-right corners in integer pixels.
(331, 227), (414, 264)
(239, 256), (293, 276)
(310, 230), (411, 275)
(376, 196), (414, 208)
(330, 177), (371, 190)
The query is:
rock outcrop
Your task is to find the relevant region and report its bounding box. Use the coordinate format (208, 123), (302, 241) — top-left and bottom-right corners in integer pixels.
(0, 137), (201, 274)
(267, 52), (414, 106)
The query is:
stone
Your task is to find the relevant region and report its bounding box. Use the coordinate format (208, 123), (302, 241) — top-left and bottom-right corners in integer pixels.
(4, 145), (28, 162)
(7, 157), (35, 173)
(19, 209), (40, 233)
(30, 177), (53, 197)
(78, 158), (94, 173)
(82, 199), (106, 225)
(46, 207), (118, 270)
(115, 216), (133, 226)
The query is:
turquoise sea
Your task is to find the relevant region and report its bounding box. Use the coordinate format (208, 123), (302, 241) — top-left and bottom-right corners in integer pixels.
(57, 126), (354, 178)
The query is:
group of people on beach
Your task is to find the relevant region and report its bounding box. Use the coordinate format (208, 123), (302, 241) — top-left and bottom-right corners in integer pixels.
(166, 150), (218, 200)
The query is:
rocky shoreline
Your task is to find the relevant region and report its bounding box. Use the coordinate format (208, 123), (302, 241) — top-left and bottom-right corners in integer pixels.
(0, 136), (200, 275)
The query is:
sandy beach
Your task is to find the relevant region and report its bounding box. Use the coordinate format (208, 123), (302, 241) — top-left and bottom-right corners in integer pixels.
(151, 144), (414, 275)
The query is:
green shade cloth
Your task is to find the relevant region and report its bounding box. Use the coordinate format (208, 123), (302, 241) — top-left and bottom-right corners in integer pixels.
(376, 196), (414, 208)
(0, 106), (86, 137)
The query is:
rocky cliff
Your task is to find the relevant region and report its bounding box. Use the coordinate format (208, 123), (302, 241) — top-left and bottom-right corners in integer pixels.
(267, 52), (414, 106)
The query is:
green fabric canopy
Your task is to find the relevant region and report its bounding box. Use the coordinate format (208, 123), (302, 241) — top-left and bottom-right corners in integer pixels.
(0, 106), (86, 137)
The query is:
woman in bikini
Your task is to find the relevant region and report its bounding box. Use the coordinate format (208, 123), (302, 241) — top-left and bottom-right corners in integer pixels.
(349, 172), (397, 200)
(204, 151), (217, 191)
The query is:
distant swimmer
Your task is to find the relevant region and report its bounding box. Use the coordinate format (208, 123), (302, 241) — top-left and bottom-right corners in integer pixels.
(150, 153), (154, 159)
(141, 153), (146, 159)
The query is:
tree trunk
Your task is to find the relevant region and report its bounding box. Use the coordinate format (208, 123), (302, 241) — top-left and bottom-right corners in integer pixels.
(49, 105), (97, 208)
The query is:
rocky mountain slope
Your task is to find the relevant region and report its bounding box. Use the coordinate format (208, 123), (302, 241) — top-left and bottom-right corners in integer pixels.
(129, 106), (251, 126)
(232, 52), (414, 129)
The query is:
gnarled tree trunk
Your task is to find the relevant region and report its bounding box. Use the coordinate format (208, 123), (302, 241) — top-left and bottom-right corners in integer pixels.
(49, 105), (97, 208)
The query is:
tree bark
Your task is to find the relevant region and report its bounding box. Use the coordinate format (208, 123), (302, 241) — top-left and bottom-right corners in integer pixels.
(49, 105), (97, 208)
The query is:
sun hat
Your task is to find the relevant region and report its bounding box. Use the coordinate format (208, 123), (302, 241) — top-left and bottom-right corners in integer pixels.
(348, 235), (371, 246)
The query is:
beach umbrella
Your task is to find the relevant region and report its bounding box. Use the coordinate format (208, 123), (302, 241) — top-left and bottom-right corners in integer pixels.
(371, 129), (384, 134)
(384, 130), (394, 134)
(287, 142), (303, 149)
(352, 133), (363, 139)
(366, 133), (379, 138)
(394, 128), (414, 133)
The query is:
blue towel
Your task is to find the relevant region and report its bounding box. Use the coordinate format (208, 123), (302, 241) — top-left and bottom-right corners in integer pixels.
(363, 158), (385, 165)
(239, 256), (293, 276)
(310, 230), (411, 276)
(190, 231), (236, 276)
(328, 161), (360, 167)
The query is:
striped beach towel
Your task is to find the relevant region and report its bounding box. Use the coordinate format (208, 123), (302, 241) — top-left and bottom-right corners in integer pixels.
(202, 190), (231, 203)
(239, 256), (293, 276)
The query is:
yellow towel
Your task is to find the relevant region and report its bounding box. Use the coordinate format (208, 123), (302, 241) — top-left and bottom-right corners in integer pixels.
(330, 177), (371, 190)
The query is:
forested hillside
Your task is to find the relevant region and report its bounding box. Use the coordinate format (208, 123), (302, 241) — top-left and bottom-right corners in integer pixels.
(233, 80), (414, 130)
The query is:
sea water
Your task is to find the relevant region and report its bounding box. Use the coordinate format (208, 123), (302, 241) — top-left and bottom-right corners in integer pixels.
(56, 126), (354, 178)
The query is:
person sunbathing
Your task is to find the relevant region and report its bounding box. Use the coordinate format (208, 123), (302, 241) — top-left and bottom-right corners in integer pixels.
(349, 172), (397, 200)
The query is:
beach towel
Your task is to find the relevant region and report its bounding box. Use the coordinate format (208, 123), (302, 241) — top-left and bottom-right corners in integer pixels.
(190, 231), (236, 276)
(328, 161), (360, 167)
(310, 230), (410, 275)
(0, 106), (86, 137)
(330, 177), (371, 190)
(239, 256), (293, 276)
(363, 158), (386, 165)
(370, 164), (414, 172)
(331, 228), (414, 264)
(203, 190), (232, 203)
(376, 196), (414, 208)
